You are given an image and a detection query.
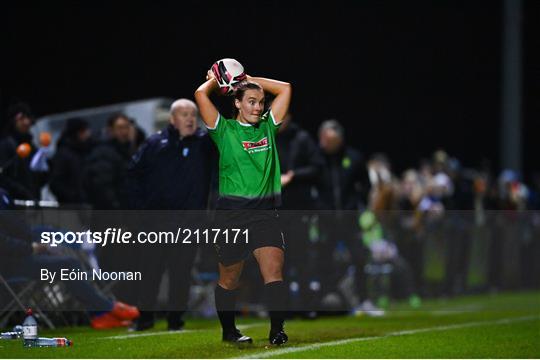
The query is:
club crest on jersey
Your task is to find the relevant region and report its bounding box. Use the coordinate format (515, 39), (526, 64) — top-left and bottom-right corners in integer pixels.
(242, 137), (270, 153)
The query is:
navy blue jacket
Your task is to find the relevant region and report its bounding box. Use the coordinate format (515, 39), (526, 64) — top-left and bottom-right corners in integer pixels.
(127, 125), (217, 210)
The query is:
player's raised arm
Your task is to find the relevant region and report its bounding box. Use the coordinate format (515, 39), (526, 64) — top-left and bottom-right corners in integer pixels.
(247, 76), (291, 124)
(194, 72), (220, 129)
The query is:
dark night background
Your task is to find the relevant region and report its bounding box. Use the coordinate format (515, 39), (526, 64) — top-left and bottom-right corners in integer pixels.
(2, 1), (538, 178)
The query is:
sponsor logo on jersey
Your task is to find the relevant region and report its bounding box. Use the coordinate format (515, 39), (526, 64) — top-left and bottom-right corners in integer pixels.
(242, 137), (270, 153)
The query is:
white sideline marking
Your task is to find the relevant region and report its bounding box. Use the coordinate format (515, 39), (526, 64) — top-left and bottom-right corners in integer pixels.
(238, 322), (266, 330)
(239, 315), (539, 359)
(429, 304), (485, 315)
(102, 322), (265, 340)
(103, 330), (195, 339)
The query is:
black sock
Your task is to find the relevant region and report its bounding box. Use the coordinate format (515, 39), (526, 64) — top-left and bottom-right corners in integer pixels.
(265, 281), (288, 333)
(215, 284), (237, 332)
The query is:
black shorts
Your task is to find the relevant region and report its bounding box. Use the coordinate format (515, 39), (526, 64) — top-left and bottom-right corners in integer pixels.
(214, 209), (285, 266)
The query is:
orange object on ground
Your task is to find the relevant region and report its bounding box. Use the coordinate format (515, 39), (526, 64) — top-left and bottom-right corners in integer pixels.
(90, 313), (132, 329)
(111, 301), (140, 320)
(90, 301), (139, 329)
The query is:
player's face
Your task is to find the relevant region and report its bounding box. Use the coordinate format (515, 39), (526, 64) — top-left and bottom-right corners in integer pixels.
(171, 105), (198, 137)
(236, 89), (265, 124)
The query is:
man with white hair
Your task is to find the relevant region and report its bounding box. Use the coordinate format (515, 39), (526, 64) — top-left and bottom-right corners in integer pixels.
(127, 98), (217, 331)
(169, 98), (199, 138)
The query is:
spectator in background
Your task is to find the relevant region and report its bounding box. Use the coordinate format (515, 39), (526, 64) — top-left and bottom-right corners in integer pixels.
(277, 113), (323, 210)
(364, 154), (421, 308)
(83, 113), (133, 210)
(489, 169), (530, 290)
(127, 98), (216, 331)
(0, 102), (42, 199)
(82, 113), (136, 303)
(317, 119), (369, 211)
(276, 113), (323, 316)
(439, 153), (474, 296)
(421, 150), (474, 295)
(49, 117), (94, 205)
(397, 169), (426, 293)
(366, 153), (397, 218)
(496, 169), (529, 211)
(127, 99), (215, 211)
(128, 118), (147, 152)
(316, 119), (375, 314)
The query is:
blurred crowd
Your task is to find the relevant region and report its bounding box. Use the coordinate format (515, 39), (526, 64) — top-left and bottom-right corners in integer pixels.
(2, 102), (539, 210)
(1, 100), (539, 328)
(2, 102), (538, 212)
(0, 103), (146, 208)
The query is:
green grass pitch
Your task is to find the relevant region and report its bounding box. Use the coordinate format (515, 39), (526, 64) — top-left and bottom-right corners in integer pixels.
(1, 291), (538, 358)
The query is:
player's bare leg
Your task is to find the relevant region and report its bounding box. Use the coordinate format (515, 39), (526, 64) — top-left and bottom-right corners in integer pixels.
(218, 261), (244, 290)
(253, 246), (284, 283)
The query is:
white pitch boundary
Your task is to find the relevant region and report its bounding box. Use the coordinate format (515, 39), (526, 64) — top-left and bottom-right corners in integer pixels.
(428, 303), (485, 316)
(239, 315), (539, 359)
(103, 329), (195, 340)
(102, 322), (266, 340)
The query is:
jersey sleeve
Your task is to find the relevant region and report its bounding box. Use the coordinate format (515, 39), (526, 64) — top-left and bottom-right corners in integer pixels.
(205, 113), (226, 146)
(265, 109), (282, 134)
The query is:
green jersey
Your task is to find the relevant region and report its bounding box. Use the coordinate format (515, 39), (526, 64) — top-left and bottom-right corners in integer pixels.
(207, 110), (282, 209)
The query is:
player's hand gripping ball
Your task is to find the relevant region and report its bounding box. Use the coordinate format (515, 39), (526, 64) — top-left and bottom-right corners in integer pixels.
(211, 58), (247, 95)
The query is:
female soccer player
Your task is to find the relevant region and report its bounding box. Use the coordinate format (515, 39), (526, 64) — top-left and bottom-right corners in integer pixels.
(195, 68), (291, 345)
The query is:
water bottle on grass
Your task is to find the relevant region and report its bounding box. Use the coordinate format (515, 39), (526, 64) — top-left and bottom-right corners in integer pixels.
(22, 308), (38, 348)
(35, 337), (73, 347)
